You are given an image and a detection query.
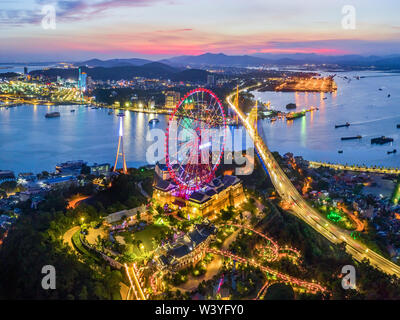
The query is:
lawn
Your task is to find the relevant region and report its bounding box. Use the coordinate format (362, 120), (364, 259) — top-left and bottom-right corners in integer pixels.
(132, 224), (169, 255)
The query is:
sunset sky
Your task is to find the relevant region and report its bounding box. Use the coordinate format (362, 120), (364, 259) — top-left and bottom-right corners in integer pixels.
(1, 0), (400, 62)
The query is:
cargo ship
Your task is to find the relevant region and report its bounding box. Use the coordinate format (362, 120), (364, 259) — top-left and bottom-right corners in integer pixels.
(371, 136), (393, 145)
(335, 122), (350, 128)
(45, 112), (60, 118)
(341, 135), (362, 141)
(286, 111), (306, 121)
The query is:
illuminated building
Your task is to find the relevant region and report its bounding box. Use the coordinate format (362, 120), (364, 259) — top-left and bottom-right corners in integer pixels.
(155, 162), (170, 181)
(90, 163), (110, 176)
(0, 170), (15, 183)
(79, 71), (87, 92)
(165, 91), (180, 109)
(153, 164), (245, 219)
(187, 175), (245, 217)
(156, 221), (217, 272)
(44, 176), (78, 189)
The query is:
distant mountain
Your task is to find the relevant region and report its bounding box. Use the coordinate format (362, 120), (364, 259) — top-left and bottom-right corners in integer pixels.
(253, 53), (400, 69)
(170, 69), (209, 82)
(160, 52), (400, 69)
(161, 53), (269, 67)
(29, 62), (210, 82)
(77, 58), (153, 68)
(0, 72), (20, 79)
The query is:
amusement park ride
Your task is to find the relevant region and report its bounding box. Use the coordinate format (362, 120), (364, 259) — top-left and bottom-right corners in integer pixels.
(126, 87), (332, 299)
(165, 88), (227, 197)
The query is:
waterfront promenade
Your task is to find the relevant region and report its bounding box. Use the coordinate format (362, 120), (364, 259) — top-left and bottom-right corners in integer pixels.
(309, 161), (400, 175)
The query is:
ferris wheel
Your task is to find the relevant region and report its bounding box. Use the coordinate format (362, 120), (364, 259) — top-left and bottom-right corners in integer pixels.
(165, 88), (227, 194)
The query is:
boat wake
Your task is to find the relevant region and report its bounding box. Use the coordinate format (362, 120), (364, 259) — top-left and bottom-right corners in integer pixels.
(351, 115), (400, 126)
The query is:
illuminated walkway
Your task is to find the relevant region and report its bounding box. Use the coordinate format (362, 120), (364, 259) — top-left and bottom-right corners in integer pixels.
(225, 223), (300, 263)
(206, 248), (326, 294)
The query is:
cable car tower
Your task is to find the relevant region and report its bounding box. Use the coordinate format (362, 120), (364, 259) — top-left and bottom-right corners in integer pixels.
(113, 115), (128, 174)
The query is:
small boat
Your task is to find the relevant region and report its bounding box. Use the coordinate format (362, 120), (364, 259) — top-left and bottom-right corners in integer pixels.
(45, 112), (60, 118)
(341, 135), (362, 141)
(323, 97), (327, 100)
(388, 94), (391, 98)
(117, 112), (125, 116)
(286, 111), (306, 120)
(108, 111), (113, 115)
(270, 118), (277, 122)
(379, 88), (383, 91)
(335, 122), (350, 128)
(70, 109), (75, 112)
(371, 136), (393, 145)
(387, 149), (397, 154)
(397, 124), (400, 129)
(149, 118), (159, 124)
(338, 150), (343, 154)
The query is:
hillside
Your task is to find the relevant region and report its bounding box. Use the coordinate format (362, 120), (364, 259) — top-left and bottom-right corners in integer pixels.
(29, 62), (210, 82)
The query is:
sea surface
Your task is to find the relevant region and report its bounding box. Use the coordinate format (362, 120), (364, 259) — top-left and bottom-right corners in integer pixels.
(0, 70), (399, 174)
(253, 71), (400, 168)
(0, 63), (56, 74)
(0, 106), (168, 173)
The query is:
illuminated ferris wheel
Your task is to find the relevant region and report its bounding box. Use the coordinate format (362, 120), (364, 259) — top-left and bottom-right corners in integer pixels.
(165, 88), (227, 194)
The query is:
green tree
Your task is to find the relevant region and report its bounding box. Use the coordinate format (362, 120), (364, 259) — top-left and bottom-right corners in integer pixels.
(264, 283), (295, 300)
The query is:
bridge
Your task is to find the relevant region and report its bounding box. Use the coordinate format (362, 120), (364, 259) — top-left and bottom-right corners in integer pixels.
(226, 86), (400, 277)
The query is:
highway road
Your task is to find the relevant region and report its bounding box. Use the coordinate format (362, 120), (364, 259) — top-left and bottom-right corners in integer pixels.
(226, 87), (400, 277)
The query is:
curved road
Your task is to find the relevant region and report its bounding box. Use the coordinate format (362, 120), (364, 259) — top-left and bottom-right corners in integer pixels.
(227, 87), (400, 277)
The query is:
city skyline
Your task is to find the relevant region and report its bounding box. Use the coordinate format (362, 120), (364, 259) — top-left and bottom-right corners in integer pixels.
(1, 0), (400, 62)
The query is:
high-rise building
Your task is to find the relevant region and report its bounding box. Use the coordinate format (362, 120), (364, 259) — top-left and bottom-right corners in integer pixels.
(165, 91), (180, 109)
(207, 74), (215, 87)
(79, 72), (87, 92)
(86, 76), (93, 89)
(23, 67), (28, 75)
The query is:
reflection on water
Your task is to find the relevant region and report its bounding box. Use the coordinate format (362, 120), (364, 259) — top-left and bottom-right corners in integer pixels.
(254, 71), (400, 167)
(0, 105), (169, 173)
(1, 71), (400, 173)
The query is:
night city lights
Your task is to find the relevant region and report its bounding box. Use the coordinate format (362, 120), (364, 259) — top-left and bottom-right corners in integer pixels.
(0, 0), (400, 316)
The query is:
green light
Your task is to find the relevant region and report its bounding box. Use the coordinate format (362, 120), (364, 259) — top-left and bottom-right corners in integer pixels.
(327, 210), (342, 222)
